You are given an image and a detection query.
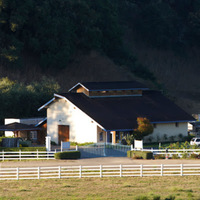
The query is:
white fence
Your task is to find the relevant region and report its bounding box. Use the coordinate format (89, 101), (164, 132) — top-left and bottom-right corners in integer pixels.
(0, 147), (200, 161)
(1, 164), (200, 180)
(0, 150), (57, 161)
(133, 148), (200, 158)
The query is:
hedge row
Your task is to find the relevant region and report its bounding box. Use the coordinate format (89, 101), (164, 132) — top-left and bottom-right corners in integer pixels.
(127, 150), (153, 159)
(0, 147), (46, 151)
(54, 151), (81, 159)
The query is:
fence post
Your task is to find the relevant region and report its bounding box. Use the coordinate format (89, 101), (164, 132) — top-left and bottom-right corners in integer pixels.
(38, 167), (40, 179)
(55, 149), (57, 154)
(104, 143), (106, 156)
(180, 164), (183, 176)
(37, 149), (39, 160)
(100, 165), (102, 178)
(2, 150), (4, 161)
(61, 141), (63, 152)
(76, 145), (78, 151)
(79, 165), (82, 178)
(131, 144), (133, 151)
(120, 164), (122, 177)
(58, 166), (61, 178)
(161, 164), (163, 176)
(16, 167), (19, 180)
(19, 149), (21, 161)
(140, 164), (143, 177)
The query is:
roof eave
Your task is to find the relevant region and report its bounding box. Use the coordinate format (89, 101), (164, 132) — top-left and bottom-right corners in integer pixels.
(68, 82), (89, 92)
(54, 93), (105, 130)
(89, 88), (149, 91)
(151, 120), (195, 124)
(38, 97), (55, 111)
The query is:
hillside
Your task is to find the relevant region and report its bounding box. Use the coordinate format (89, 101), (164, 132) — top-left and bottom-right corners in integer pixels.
(1, 48), (199, 115)
(0, 0), (200, 120)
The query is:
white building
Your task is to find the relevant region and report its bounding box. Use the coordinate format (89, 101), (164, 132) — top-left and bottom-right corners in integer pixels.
(39, 81), (194, 144)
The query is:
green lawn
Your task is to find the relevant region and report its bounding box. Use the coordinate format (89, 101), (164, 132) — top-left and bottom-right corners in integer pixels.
(0, 176), (200, 200)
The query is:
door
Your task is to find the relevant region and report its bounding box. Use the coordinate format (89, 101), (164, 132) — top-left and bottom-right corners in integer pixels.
(58, 125), (69, 144)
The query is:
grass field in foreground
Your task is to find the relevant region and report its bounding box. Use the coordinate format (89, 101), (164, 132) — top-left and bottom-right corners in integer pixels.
(0, 176), (200, 200)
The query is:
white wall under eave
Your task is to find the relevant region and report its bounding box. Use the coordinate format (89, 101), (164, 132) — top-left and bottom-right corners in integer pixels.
(144, 122), (188, 143)
(47, 98), (98, 144)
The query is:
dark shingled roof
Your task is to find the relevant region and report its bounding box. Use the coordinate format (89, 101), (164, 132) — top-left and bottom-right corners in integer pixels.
(71, 81), (149, 91)
(0, 122), (41, 131)
(58, 91), (194, 131)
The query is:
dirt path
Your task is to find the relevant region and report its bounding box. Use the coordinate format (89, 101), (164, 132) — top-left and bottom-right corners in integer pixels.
(1, 157), (200, 168)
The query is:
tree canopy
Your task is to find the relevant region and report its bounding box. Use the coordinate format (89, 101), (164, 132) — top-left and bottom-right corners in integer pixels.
(133, 117), (154, 140)
(0, 77), (60, 123)
(0, 0), (122, 69)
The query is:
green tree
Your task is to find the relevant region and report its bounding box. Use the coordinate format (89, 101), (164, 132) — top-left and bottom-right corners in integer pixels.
(133, 117), (154, 140)
(0, 77), (60, 123)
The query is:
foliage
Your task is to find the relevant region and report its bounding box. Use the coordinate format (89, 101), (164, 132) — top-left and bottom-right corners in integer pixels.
(0, 147), (46, 151)
(0, 0), (200, 84)
(127, 150), (153, 159)
(133, 117), (154, 140)
(154, 154), (165, 159)
(161, 141), (199, 150)
(121, 0), (200, 50)
(189, 153), (200, 159)
(182, 152), (189, 159)
(70, 142), (94, 146)
(54, 151), (81, 159)
(19, 140), (30, 147)
(0, 77), (60, 123)
(172, 154), (179, 159)
(121, 134), (134, 145)
(0, 0), (122, 69)
(0, 0), (158, 83)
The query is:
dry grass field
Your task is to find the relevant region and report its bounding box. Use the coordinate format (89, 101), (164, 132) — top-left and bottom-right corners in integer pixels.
(0, 176), (200, 200)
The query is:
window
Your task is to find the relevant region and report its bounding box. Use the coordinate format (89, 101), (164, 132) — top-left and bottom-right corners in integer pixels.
(30, 131), (37, 142)
(100, 132), (103, 141)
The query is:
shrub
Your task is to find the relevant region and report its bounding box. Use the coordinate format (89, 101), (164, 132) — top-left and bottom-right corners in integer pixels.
(189, 153), (200, 159)
(172, 154), (179, 159)
(54, 151), (81, 159)
(181, 152), (188, 159)
(132, 155), (143, 159)
(154, 154), (165, 159)
(19, 140), (31, 147)
(127, 151), (153, 159)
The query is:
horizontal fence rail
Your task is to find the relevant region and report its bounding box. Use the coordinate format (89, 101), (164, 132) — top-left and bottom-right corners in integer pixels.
(1, 164), (200, 180)
(0, 149), (78, 161)
(0, 150), (55, 161)
(132, 148), (200, 158)
(78, 143), (131, 158)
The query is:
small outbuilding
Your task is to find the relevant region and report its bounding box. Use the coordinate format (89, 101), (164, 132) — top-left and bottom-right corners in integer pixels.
(2, 118), (47, 144)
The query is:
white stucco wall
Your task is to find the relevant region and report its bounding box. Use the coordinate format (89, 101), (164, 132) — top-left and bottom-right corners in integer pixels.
(47, 98), (99, 144)
(144, 122), (188, 142)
